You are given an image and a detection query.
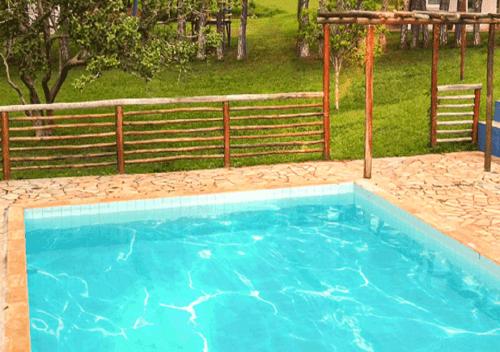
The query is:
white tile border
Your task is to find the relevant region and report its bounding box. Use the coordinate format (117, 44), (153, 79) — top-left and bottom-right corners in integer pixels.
(25, 182), (355, 220)
(353, 184), (500, 288)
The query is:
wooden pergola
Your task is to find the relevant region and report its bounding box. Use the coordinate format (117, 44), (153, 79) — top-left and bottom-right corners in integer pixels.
(318, 10), (500, 178)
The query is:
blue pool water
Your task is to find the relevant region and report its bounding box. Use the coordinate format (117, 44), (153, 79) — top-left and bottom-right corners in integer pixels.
(25, 185), (500, 351)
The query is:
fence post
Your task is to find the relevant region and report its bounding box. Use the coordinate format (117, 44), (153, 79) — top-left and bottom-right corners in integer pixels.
(430, 24), (440, 148)
(322, 24), (331, 161)
(115, 106), (125, 174)
(1, 112), (10, 180)
(364, 25), (375, 179)
(223, 101), (230, 168)
(472, 88), (481, 144)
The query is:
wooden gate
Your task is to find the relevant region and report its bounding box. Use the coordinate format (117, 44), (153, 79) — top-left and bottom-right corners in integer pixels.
(431, 84), (482, 146)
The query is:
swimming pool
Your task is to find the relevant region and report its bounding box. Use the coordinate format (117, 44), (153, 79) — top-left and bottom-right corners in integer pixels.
(24, 184), (500, 351)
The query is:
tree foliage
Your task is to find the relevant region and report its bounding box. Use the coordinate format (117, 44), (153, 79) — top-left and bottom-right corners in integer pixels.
(0, 0), (195, 134)
(300, 0), (377, 109)
(328, 0), (370, 110)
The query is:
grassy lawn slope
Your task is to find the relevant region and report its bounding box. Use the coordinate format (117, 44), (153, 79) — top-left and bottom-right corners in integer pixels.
(0, 0), (498, 178)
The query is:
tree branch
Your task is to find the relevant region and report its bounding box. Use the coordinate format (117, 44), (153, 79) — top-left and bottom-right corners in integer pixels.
(48, 54), (87, 102)
(20, 73), (42, 105)
(20, 73), (46, 134)
(38, 0), (54, 103)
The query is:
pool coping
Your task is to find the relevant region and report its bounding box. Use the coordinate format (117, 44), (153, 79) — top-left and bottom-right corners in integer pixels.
(4, 179), (499, 351)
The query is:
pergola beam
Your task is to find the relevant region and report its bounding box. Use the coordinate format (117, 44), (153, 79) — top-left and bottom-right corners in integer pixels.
(318, 10), (500, 25)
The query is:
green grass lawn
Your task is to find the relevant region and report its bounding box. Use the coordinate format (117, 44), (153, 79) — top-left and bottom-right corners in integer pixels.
(0, 0), (498, 179)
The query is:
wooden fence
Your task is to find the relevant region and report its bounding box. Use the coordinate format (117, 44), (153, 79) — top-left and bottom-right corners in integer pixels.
(430, 84), (482, 146)
(0, 92), (329, 180)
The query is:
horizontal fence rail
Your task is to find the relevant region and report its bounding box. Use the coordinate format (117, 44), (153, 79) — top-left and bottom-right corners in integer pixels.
(0, 92), (328, 180)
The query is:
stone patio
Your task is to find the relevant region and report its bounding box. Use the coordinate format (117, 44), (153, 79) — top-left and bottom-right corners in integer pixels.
(1, 151), (499, 351)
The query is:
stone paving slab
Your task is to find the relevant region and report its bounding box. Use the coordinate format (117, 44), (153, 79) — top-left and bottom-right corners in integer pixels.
(1, 151), (499, 351)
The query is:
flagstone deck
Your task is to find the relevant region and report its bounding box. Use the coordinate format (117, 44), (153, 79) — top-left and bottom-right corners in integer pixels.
(1, 151), (499, 351)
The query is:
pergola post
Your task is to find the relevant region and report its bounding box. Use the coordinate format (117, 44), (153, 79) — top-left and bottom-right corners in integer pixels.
(322, 24), (331, 161)
(364, 25), (375, 179)
(484, 23), (496, 172)
(430, 24), (440, 147)
(458, 0), (467, 81)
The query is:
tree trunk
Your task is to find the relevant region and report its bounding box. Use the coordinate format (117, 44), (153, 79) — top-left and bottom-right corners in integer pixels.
(297, 0), (310, 58)
(318, 0), (327, 56)
(421, 0), (429, 48)
(411, 24), (420, 48)
(379, 0), (389, 52)
(36, 0), (55, 136)
(400, 0), (411, 48)
(334, 56), (341, 110)
(473, 0), (483, 46)
(237, 0), (248, 60)
(410, 0), (427, 48)
(410, 0), (420, 50)
(455, 0), (466, 47)
(439, 0), (450, 45)
(20, 74), (48, 137)
(177, 0), (186, 39)
(216, 3), (224, 61)
(196, 1), (208, 60)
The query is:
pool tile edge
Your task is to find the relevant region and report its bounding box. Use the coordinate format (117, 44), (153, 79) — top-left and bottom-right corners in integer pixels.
(24, 182), (355, 220)
(5, 206), (31, 352)
(353, 182), (499, 285)
(354, 179), (499, 266)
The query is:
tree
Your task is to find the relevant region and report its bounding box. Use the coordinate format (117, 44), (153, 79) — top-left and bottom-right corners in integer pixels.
(379, 0), (389, 52)
(455, 0), (466, 47)
(0, 0), (193, 136)
(215, 1), (225, 60)
(328, 0), (368, 110)
(439, 0), (450, 45)
(400, 0), (411, 48)
(472, 0), (483, 46)
(410, 0), (429, 48)
(306, 0), (373, 109)
(297, 0), (310, 58)
(237, 0), (249, 60)
(177, 0), (187, 39)
(196, 0), (209, 59)
(318, 0), (328, 56)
